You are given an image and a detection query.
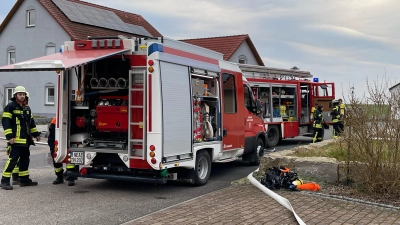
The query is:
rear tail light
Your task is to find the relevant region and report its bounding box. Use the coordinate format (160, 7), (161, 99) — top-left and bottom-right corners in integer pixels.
(151, 158), (157, 164)
(149, 145), (155, 151)
(80, 168), (88, 176)
(148, 60), (154, 66)
(149, 151), (155, 157)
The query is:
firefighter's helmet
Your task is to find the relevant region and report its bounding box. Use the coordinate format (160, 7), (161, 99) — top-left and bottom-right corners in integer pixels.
(13, 86), (27, 96)
(332, 99), (339, 105)
(26, 91), (30, 98)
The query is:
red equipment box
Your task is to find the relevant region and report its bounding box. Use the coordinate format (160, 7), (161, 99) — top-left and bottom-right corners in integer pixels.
(95, 96), (129, 132)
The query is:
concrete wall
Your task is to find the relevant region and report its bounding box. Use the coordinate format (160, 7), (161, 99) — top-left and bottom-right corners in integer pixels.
(228, 40), (260, 65)
(0, 0), (70, 117)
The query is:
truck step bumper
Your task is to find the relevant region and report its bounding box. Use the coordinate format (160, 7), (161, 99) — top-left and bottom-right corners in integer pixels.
(65, 171), (168, 184)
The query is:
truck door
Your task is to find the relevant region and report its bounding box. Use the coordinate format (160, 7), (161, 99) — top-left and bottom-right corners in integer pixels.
(312, 82), (335, 122)
(221, 72), (244, 150)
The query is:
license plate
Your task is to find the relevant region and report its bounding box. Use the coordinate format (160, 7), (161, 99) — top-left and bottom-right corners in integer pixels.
(70, 151), (84, 165)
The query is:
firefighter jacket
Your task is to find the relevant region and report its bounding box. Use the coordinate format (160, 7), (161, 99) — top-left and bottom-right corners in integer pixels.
(48, 117), (56, 145)
(330, 106), (341, 123)
(2, 100), (40, 146)
(313, 109), (324, 128)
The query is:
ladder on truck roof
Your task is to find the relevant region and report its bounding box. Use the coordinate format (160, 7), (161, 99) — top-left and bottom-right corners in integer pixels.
(128, 67), (147, 159)
(238, 64), (313, 80)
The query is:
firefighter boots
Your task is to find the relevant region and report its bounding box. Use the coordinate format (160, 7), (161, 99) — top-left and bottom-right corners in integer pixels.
(1, 178), (13, 190)
(53, 176), (64, 185)
(12, 173), (20, 185)
(67, 177), (75, 186)
(19, 178), (38, 187)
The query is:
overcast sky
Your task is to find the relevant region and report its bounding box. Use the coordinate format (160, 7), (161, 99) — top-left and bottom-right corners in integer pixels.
(1, 0), (399, 100)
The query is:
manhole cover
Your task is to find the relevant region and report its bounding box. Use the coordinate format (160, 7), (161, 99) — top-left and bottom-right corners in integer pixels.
(73, 190), (89, 194)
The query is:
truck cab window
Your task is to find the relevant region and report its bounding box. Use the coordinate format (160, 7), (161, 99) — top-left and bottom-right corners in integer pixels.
(243, 85), (254, 112)
(222, 73), (237, 113)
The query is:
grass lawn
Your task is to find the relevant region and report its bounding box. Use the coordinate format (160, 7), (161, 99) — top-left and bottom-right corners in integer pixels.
(288, 139), (400, 163)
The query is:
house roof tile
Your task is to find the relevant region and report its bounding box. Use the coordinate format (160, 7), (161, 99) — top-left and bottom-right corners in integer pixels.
(180, 34), (264, 66)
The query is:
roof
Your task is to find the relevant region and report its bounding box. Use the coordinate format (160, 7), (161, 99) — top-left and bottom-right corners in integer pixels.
(389, 82), (400, 91)
(0, 48), (129, 71)
(180, 34), (264, 66)
(0, 0), (162, 40)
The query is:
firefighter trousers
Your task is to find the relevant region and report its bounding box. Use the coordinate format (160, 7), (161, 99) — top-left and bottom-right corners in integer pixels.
(1, 146), (31, 183)
(333, 122), (342, 138)
(312, 127), (323, 143)
(49, 143), (64, 176)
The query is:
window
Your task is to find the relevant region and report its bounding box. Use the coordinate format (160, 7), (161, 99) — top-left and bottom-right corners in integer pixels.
(243, 85), (254, 112)
(45, 43), (56, 55)
(7, 46), (16, 65)
(45, 83), (55, 105)
(317, 83), (333, 97)
(238, 55), (247, 64)
(5, 88), (15, 104)
(222, 73), (236, 113)
(27, 9), (35, 27)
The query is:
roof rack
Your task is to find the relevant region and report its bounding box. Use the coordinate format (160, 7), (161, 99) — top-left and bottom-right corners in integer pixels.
(238, 64), (313, 80)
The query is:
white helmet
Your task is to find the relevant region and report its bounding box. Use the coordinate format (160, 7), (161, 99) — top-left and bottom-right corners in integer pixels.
(13, 86), (27, 96)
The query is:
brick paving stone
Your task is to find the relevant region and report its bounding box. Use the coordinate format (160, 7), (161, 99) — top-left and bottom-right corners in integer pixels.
(125, 184), (400, 225)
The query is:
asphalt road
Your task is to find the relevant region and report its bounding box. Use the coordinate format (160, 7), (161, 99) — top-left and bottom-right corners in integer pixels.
(0, 130), (332, 225)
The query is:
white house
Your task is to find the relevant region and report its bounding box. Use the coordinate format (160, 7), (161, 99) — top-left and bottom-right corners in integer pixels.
(0, 0), (161, 117)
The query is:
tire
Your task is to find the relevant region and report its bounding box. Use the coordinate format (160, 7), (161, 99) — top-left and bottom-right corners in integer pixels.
(249, 138), (264, 166)
(191, 150), (211, 186)
(265, 125), (279, 147)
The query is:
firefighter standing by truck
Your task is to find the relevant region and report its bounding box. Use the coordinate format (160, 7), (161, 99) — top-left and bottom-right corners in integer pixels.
(48, 117), (77, 186)
(338, 98), (346, 130)
(331, 100), (342, 138)
(10, 91), (31, 185)
(312, 104), (324, 143)
(1, 86), (40, 190)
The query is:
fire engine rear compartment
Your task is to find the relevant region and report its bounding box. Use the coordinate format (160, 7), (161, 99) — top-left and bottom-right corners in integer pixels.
(65, 52), (222, 182)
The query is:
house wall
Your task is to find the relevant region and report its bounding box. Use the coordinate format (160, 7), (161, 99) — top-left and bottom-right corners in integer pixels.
(0, 0), (70, 117)
(228, 41), (259, 65)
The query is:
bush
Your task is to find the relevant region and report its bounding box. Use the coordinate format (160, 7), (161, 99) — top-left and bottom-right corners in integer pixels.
(340, 75), (400, 196)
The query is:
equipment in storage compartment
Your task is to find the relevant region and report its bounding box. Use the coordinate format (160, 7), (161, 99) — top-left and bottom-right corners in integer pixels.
(192, 78), (205, 96)
(95, 96), (129, 132)
(160, 62), (192, 157)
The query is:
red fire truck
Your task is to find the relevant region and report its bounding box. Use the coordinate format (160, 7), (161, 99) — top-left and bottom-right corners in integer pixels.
(238, 64), (335, 147)
(0, 36), (266, 186)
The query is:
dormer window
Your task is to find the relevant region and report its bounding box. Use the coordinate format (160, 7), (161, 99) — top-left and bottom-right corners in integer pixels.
(27, 9), (35, 27)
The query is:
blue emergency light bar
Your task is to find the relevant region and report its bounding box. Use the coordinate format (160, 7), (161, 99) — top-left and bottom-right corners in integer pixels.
(313, 78), (319, 82)
(148, 43), (164, 56)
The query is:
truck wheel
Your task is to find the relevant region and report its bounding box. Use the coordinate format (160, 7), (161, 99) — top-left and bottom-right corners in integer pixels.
(192, 150), (211, 186)
(249, 138), (264, 166)
(266, 125), (279, 147)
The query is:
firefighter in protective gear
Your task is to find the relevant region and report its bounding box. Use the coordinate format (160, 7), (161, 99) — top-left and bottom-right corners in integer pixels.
(331, 100), (342, 138)
(10, 91), (30, 185)
(312, 104), (324, 143)
(11, 91), (31, 185)
(338, 98), (346, 130)
(1, 86), (41, 190)
(49, 117), (78, 186)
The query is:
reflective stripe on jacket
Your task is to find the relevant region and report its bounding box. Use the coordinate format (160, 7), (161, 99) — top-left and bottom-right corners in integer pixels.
(1, 101), (40, 146)
(331, 106), (341, 123)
